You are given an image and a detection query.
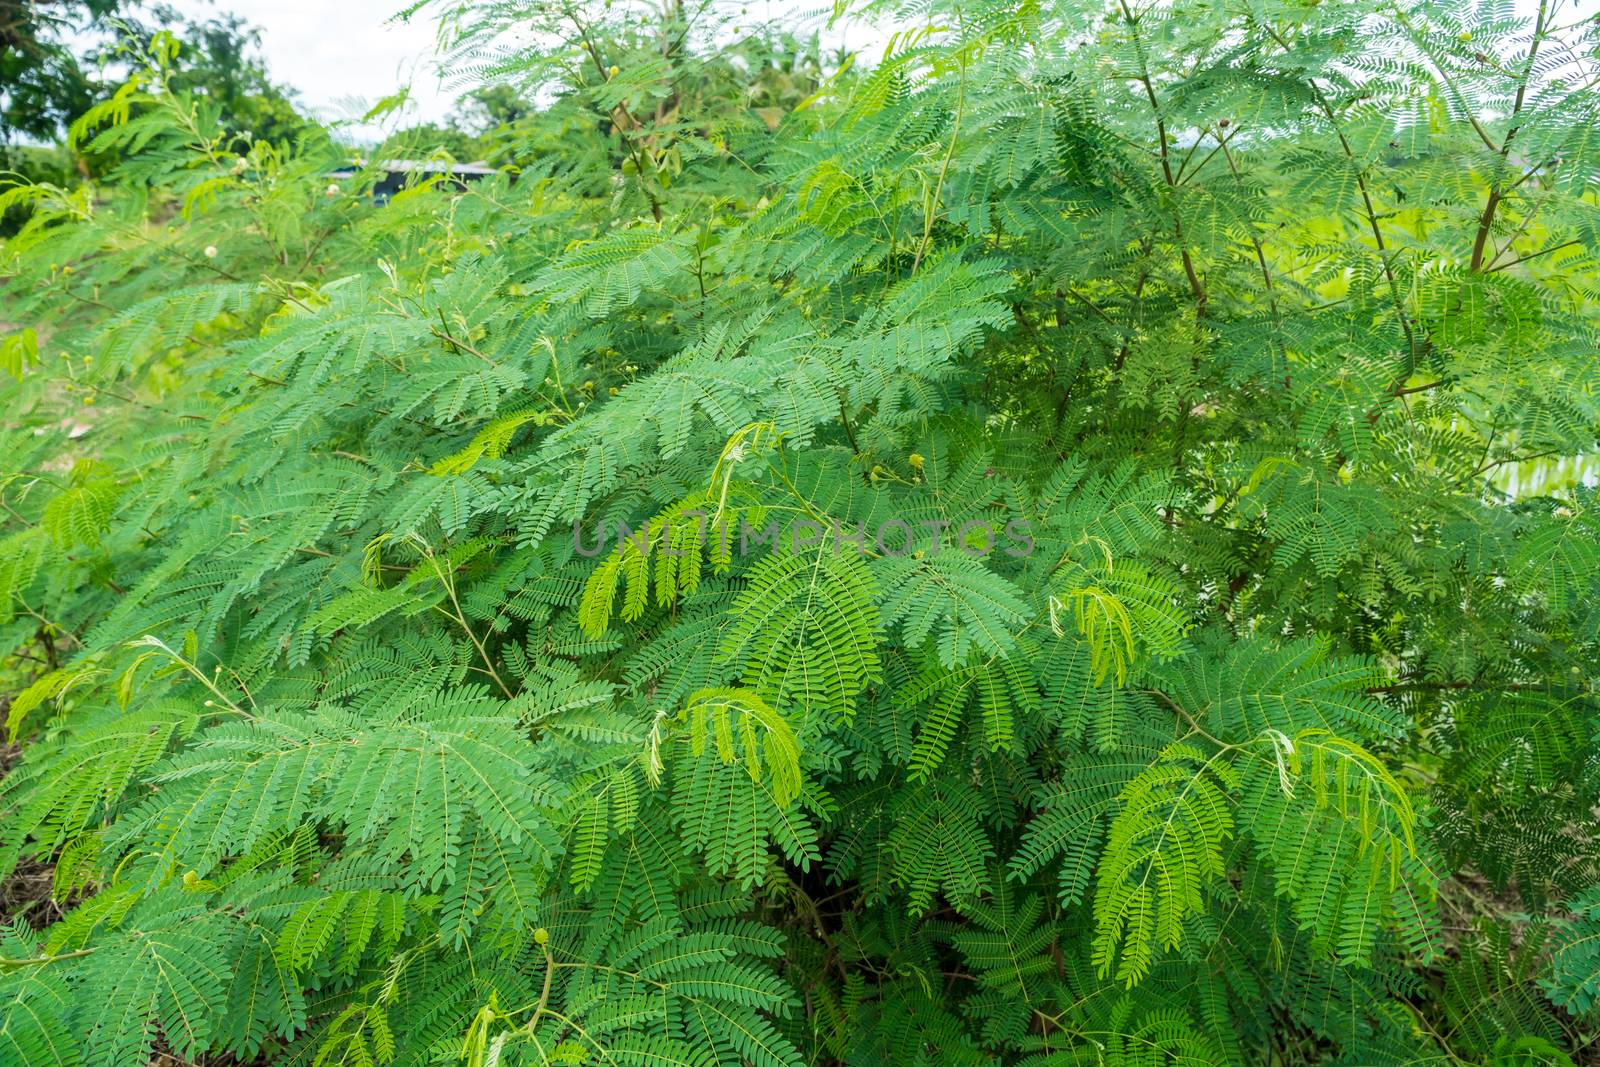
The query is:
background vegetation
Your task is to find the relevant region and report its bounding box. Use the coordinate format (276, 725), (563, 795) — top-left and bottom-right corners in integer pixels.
(2, 1), (1599, 1064)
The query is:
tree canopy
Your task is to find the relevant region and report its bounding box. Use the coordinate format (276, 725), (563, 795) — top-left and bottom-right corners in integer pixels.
(1, 0), (122, 141)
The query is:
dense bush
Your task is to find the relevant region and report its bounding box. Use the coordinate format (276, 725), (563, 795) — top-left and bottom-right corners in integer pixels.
(2, 2), (1599, 1064)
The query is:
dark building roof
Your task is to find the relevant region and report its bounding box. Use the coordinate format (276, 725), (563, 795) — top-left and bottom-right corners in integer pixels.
(329, 159), (498, 203)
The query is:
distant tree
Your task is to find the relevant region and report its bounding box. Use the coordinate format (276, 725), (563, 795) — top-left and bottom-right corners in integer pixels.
(376, 87), (541, 166)
(0, 0), (123, 142)
(114, 5), (304, 147)
(459, 84), (531, 130)
(383, 119), (485, 161)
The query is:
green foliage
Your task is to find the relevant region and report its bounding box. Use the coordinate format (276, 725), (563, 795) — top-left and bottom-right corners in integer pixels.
(105, 5), (308, 151)
(0, 0), (123, 142)
(1092, 743), (1237, 988)
(1, 0), (1599, 1064)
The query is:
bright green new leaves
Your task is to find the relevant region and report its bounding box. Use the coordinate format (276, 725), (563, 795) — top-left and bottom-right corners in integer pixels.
(1052, 560), (1188, 687)
(1092, 744), (1238, 987)
(577, 487), (771, 638)
(673, 746), (821, 889)
(673, 687), (803, 807)
(429, 408), (551, 476)
(1008, 753), (1146, 907)
(0, 328), (39, 381)
(1240, 730), (1433, 965)
(666, 688), (816, 889)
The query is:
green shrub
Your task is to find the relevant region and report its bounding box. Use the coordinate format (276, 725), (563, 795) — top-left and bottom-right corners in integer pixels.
(1, 2), (1598, 1064)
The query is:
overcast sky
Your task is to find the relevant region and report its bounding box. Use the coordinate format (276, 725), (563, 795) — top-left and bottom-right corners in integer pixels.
(162, 0), (456, 129)
(157, 0), (877, 135)
(158, 0), (1598, 135)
